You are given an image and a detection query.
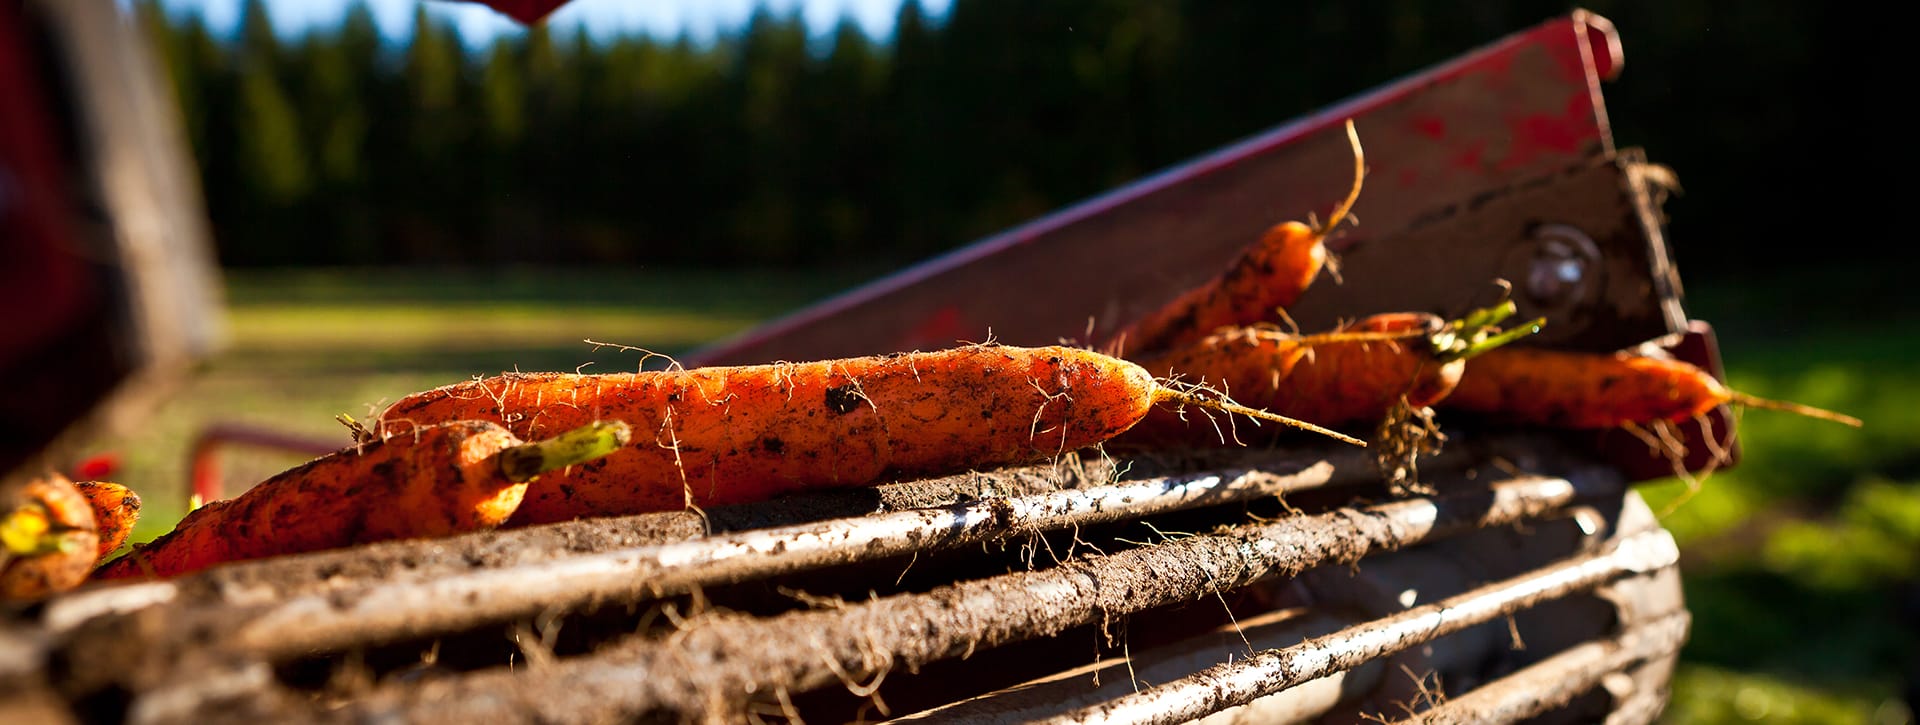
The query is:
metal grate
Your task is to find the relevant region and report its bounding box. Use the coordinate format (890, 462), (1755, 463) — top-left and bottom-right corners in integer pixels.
(5, 431), (1685, 724)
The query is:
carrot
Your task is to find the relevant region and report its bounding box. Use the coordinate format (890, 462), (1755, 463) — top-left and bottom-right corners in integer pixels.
(2, 472), (100, 601)
(72, 481), (141, 562)
(93, 419), (631, 580)
(1104, 119), (1365, 357)
(1118, 301), (1542, 446)
(374, 344), (1363, 526)
(1440, 346), (1864, 430)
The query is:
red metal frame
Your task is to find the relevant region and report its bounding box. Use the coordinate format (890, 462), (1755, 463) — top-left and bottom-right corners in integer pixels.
(685, 10), (1629, 366)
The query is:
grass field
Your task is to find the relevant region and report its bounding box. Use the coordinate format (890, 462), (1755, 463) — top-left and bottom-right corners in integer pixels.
(83, 265), (1918, 724)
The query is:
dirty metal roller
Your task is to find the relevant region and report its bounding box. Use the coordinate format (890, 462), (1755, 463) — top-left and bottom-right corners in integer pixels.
(2, 8), (1704, 725)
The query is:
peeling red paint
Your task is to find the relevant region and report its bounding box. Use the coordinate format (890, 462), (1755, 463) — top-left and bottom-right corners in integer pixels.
(1496, 90), (1595, 171)
(1452, 139), (1489, 171)
(902, 305), (973, 350)
(1411, 116), (1447, 140)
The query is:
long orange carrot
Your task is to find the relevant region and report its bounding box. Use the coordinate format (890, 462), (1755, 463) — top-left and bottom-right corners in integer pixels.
(1441, 346), (1863, 430)
(1104, 119), (1365, 357)
(375, 344), (1362, 526)
(1118, 303), (1540, 446)
(2, 472), (99, 601)
(72, 481), (141, 562)
(94, 419), (631, 580)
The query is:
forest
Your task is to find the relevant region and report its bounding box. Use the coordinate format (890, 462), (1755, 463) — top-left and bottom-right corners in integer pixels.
(132, 0), (1870, 284)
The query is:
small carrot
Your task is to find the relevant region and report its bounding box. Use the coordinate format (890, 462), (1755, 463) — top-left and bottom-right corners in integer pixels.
(2, 472), (100, 601)
(1441, 346), (1864, 430)
(93, 419), (631, 580)
(72, 481), (141, 562)
(375, 344), (1362, 526)
(1104, 119), (1365, 357)
(1119, 301), (1541, 445)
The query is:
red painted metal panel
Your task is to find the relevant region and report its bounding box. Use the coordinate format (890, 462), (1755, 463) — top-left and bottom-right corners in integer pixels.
(689, 10), (1626, 366)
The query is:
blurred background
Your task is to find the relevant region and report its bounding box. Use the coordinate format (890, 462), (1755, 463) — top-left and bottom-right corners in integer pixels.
(31, 0), (1920, 721)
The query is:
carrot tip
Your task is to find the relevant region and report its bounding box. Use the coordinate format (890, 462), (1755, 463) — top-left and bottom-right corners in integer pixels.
(497, 420), (636, 482)
(1725, 392), (1863, 428)
(1152, 387), (1367, 447)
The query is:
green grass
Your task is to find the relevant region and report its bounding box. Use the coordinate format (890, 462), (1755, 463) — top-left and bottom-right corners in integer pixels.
(93, 266), (873, 545)
(87, 265), (1918, 723)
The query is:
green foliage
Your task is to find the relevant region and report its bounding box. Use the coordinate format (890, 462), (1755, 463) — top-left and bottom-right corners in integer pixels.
(1666, 665), (1911, 724)
(236, 57), (311, 206)
(1764, 479), (1920, 591)
(132, 0), (1882, 275)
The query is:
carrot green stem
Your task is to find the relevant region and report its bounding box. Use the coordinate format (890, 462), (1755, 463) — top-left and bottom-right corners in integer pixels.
(1, 505), (87, 557)
(1294, 329), (1429, 346)
(1453, 299), (1518, 331)
(1152, 388), (1367, 447)
(496, 420), (636, 482)
(1726, 393), (1863, 428)
(1444, 317), (1546, 363)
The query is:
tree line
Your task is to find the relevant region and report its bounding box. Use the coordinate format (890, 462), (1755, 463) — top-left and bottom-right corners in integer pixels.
(133, 0), (1860, 280)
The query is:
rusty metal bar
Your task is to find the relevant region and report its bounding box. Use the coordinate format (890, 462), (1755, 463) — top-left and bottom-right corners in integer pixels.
(55, 454), (1122, 629)
(193, 449), (1378, 659)
(1039, 528), (1679, 725)
(1393, 611), (1690, 724)
(1604, 688), (1672, 725)
(890, 608), (1381, 723)
(233, 470), (1611, 723)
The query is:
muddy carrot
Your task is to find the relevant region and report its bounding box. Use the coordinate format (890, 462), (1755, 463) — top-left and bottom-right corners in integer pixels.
(93, 419), (630, 580)
(1104, 120), (1365, 357)
(72, 481), (141, 562)
(375, 344), (1362, 526)
(1441, 346), (1863, 430)
(2, 472), (100, 601)
(1119, 302), (1540, 445)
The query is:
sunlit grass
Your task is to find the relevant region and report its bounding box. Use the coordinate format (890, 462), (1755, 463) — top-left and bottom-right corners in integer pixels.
(93, 266), (866, 545)
(1666, 664), (1911, 724)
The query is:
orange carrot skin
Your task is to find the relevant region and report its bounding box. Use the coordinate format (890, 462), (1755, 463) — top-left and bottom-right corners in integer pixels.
(1120, 313), (1450, 445)
(73, 481), (141, 561)
(1442, 347), (1726, 429)
(2, 473), (100, 601)
(1108, 221), (1324, 356)
(377, 345), (1160, 525)
(94, 420), (530, 580)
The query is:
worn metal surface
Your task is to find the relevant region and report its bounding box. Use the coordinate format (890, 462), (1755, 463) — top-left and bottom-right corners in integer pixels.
(891, 609), (1380, 724)
(1393, 612), (1690, 724)
(1281, 152), (1683, 353)
(197, 449), (1371, 659)
(179, 470), (1612, 723)
(46, 447), (1389, 661)
(689, 11), (1638, 366)
(7, 433), (1682, 724)
(1042, 529), (1679, 725)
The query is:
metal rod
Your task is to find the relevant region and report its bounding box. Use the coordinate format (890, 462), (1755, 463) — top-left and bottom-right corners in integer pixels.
(889, 609), (1380, 723)
(1039, 527), (1679, 725)
(225, 453), (1371, 657)
(1392, 611), (1690, 724)
(294, 471), (1609, 722)
(55, 455), (1124, 631)
(1603, 689), (1673, 725)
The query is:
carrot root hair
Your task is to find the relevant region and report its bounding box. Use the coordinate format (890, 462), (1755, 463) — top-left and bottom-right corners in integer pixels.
(1150, 386), (1366, 447)
(1724, 392), (1863, 428)
(1314, 119), (1366, 237)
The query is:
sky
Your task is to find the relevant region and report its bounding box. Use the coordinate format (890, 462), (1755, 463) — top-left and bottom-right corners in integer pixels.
(148, 0), (952, 49)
